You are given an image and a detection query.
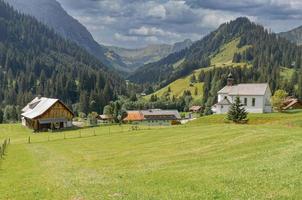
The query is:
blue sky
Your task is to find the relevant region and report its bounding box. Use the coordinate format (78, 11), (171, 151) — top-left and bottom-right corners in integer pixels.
(57, 0), (302, 48)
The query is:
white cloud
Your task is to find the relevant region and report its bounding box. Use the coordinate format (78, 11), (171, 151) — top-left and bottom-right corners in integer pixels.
(101, 16), (117, 24)
(129, 26), (180, 38)
(144, 36), (160, 43)
(58, 0), (302, 48)
(114, 33), (138, 42)
(148, 5), (166, 19)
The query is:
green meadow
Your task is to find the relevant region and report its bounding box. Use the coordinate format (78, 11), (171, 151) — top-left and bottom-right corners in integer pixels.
(1, 111), (302, 199)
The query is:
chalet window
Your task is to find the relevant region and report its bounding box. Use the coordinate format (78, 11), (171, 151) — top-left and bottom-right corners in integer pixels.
(224, 96), (227, 99)
(244, 98), (247, 106)
(252, 98), (256, 106)
(221, 105), (223, 109)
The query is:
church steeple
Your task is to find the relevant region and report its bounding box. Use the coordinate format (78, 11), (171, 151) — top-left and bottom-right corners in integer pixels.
(227, 73), (234, 86)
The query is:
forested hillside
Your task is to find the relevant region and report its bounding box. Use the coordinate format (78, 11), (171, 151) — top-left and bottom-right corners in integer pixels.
(0, 0), (126, 121)
(130, 18), (302, 89)
(5, 0), (129, 73)
(130, 17), (302, 114)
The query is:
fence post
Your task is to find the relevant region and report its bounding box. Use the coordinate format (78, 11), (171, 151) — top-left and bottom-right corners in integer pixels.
(64, 132), (66, 139)
(94, 130), (96, 136)
(79, 130), (82, 138)
(28, 136), (31, 144)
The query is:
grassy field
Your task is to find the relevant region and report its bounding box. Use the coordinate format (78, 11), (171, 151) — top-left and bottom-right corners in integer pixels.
(1, 112), (302, 199)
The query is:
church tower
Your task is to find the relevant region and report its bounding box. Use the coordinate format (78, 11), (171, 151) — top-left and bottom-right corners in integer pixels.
(227, 73), (234, 86)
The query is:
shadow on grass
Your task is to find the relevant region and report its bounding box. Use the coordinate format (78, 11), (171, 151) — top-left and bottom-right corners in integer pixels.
(282, 109), (302, 114)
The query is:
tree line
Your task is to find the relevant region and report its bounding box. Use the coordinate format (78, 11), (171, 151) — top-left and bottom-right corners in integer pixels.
(0, 0), (127, 122)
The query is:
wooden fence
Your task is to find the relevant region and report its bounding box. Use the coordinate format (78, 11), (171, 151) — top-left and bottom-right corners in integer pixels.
(0, 138), (10, 159)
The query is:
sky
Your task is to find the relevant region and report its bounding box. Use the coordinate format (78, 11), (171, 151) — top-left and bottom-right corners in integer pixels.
(57, 0), (302, 49)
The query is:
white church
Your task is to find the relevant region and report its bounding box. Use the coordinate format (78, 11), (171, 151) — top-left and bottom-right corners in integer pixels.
(212, 74), (272, 114)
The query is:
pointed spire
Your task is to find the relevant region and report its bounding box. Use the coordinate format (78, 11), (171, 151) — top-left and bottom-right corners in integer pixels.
(227, 73), (234, 86)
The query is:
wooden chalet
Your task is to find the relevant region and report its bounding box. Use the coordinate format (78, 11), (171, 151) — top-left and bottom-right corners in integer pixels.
(283, 97), (302, 110)
(21, 97), (74, 131)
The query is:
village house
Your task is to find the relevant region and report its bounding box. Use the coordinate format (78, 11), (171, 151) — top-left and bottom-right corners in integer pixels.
(212, 74), (273, 114)
(189, 105), (203, 113)
(97, 114), (114, 123)
(21, 97), (74, 131)
(282, 97), (302, 110)
(123, 109), (181, 126)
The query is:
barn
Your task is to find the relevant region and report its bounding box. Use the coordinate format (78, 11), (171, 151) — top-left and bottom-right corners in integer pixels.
(123, 109), (181, 126)
(21, 97), (74, 131)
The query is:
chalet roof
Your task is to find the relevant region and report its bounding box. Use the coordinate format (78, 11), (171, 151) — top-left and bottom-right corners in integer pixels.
(218, 83), (269, 96)
(21, 97), (74, 119)
(217, 98), (231, 105)
(123, 111), (144, 121)
(124, 109), (181, 121)
(99, 114), (113, 120)
(141, 109), (181, 120)
(283, 97), (302, 110)
(189, 105), (202, 111)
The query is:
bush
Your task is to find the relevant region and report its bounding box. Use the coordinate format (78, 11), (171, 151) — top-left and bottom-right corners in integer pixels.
(87, 112), (98, 126)
(271, 89), (288, 112)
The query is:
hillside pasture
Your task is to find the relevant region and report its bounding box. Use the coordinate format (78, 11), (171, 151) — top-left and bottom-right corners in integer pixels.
(210, 37), (252, 68)
(1, 112), (302, 199)
(147, 38), (253, 100)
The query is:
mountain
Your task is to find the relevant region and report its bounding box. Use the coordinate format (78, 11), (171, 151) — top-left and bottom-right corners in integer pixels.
(0, 0), (126, 114)
(107, 39), (193, 70)
(279, 26), (302, 45)
(129, 17), (301, 87)
(132, 17), (302, 108)
(4, 0), (129, 73)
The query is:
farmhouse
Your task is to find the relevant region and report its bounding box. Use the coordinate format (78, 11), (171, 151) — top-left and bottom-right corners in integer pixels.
(97, 114), (114, 123)
(212, 74), (272, 114)
(123, 109), (181, 125)
(21, 97), (74, 131)
(189, 105), (203, 113)
(283, 97), (302, 110)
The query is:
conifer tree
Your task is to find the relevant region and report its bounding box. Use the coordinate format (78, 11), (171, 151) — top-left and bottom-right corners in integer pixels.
(0, 109), (3, 124)
(227, 97), (248, 123)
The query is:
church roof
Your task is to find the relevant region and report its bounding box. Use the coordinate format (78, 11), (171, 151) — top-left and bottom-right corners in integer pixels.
(218, 83), (269, 96)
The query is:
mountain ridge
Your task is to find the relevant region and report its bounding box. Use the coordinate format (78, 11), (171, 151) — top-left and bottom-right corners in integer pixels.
(4, 0), (130, 73)
(0, 0), (125, 113)
(279, 26), (302, 45)
(107, 39), (193, 70)
(130, 17), (302, 102)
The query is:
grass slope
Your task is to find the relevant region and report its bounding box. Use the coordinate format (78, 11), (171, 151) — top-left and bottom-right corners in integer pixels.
(147, 38), (251, 100)
(1, 111), (302, 199)
(210, 37), (251, 67)
(146, 75), (204, 99)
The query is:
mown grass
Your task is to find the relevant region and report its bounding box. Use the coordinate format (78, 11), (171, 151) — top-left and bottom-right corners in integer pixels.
(1, 112), (302, 199)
